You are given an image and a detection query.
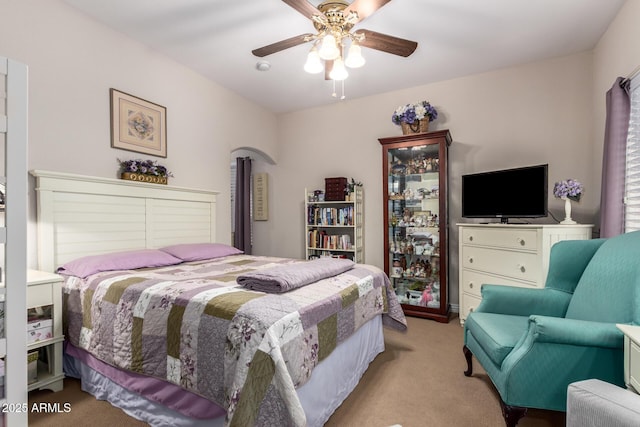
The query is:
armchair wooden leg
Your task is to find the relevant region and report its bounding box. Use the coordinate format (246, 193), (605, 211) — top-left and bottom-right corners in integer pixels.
(462, 346), (527, 426)
(463, 345), (473, 376)
(499, 399), (527, 427)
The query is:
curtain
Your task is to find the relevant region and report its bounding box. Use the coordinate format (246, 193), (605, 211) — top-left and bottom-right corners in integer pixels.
(234, 156), (252, 254)
(599, 77), (631, 238)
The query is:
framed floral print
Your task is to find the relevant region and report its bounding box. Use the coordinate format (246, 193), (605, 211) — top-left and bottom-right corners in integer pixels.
(110, 89), (167, 158)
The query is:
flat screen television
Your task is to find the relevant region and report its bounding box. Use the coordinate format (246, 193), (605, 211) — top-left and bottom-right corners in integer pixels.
(462, 164), (548, 223)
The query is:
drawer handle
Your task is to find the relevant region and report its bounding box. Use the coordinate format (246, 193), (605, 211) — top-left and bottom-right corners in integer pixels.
(469, 282), (474, 289)
(468, 235), (474, 242)
(468, 257), (474, 264)
(518, 264), (526, 273)
(517, 237), (526, 246)
(469, 307), (474, 313)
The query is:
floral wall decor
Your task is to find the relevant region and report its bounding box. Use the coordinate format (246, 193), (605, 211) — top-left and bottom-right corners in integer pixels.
(110, 88), (167, 157)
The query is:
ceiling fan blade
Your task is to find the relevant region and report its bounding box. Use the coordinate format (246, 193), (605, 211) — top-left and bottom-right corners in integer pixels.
(282, 0), (321, 19)
(252, 33), (314, 57)
(344, 0), (392, 23)
(358, 29), (417, 57)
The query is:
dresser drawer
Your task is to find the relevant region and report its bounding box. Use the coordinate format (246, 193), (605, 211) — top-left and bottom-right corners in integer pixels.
(460, 270), (483, 297)
(461, 227), (538, 251)
(461, 293), (482, 321)
(461, 269), (536, 298)
(461, 246), (541, 283)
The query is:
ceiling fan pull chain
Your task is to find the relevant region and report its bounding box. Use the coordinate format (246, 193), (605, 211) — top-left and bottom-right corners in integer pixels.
(330, 79), (346, 99)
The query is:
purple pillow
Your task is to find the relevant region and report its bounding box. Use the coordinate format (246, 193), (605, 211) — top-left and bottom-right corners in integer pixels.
(57, 249), (183, 279)
(159, 243), (243, 262)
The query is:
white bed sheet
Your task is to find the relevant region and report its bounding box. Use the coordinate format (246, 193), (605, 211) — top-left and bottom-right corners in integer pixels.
(65, 315), (384, 427)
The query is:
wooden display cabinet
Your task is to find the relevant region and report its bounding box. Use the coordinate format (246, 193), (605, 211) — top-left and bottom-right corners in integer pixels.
(379, 130), (452, 322)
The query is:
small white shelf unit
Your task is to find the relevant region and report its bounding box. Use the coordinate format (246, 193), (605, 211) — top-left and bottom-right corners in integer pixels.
(26, 270), (65, 392)
(617, 324), (640, 394)
(305, 186), (364, 263)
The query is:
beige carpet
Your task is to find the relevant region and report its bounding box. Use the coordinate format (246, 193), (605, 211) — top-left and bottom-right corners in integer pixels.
(28, 315), (565, 426)
(325, 316), (564, 427)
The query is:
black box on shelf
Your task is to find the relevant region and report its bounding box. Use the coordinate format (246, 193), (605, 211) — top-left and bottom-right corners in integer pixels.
(324, 177), (347, 201)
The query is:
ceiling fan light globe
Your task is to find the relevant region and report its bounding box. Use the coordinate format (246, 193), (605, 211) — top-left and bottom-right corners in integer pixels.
(318, 34), (340, 60)
(345, 44), (365, 68)
(304, 50), (324, 74)
(329, 57), (349, 80)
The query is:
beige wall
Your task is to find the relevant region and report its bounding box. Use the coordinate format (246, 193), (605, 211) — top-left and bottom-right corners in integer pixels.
(263, 53), (594, 307)
(0, 0), (279, 266)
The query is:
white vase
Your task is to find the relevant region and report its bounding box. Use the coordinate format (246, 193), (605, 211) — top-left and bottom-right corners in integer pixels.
(561, 197), (577, 225)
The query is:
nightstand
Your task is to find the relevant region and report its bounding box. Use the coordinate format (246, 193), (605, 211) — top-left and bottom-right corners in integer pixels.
(27, 269), (64, 392)
(616, 324), (640, 393)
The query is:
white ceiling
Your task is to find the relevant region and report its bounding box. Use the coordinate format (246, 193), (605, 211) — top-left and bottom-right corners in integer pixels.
(62, 0), (625, 114)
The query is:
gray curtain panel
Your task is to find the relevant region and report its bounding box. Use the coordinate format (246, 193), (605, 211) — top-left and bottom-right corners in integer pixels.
(234, 156), (252, 254)
(600, 77), (630, 238)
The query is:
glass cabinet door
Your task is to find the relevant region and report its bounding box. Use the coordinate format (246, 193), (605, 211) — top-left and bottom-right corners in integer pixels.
(380, 131), (451, 322)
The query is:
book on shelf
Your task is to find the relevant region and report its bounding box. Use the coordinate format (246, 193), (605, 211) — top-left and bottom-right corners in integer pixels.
(309, 252), (350, 260)
(340, 234), (351, 250)
(307, 205), (354, 226)
(307, 231), (352, 250)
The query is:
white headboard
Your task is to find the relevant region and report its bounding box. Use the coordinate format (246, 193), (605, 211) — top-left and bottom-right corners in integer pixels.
(31, 170), (219, 272)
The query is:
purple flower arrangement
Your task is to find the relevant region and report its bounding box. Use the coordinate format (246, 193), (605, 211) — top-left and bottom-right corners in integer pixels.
(118, 158), (173, 177)
(392, 101), (438, 125)
(553, 179), (583, 202)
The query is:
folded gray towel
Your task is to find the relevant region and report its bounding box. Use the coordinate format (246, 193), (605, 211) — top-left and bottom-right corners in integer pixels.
(237, 258), (355, 293)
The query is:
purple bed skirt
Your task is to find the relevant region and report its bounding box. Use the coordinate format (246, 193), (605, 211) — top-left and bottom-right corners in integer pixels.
(65, 341), (226, 420)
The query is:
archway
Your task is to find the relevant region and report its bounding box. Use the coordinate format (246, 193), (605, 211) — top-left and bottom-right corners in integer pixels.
(230, 147), (276, 251)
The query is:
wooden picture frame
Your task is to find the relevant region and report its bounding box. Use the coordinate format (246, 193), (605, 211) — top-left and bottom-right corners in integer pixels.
(110, 88), (167, 158)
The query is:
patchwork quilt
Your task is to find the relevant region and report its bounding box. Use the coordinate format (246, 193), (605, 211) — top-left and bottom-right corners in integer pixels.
(62, 254), (407, 426)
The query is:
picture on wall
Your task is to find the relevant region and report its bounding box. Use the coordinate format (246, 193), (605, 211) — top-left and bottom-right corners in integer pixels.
(110, 88), (167, 158)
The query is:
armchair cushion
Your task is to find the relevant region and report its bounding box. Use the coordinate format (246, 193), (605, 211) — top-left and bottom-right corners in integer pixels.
(464, 313), (529, 366)
(528, 316), (623, 347)
(478, 285), (572, 317)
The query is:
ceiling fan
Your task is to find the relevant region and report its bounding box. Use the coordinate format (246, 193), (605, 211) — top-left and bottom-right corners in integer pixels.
(252, 0), (418, 81)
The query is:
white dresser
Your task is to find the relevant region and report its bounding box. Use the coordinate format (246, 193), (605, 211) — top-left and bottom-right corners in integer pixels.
(458, 223), (593, 325)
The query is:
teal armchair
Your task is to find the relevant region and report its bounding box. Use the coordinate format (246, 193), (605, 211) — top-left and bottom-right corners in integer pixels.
(463, 230), (640, 426)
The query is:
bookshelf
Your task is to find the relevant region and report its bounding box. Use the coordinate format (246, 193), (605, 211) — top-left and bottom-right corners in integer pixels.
(304, 186), (363, 263)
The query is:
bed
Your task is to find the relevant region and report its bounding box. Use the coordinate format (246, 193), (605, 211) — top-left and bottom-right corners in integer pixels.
(31, 170), (406, 427)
